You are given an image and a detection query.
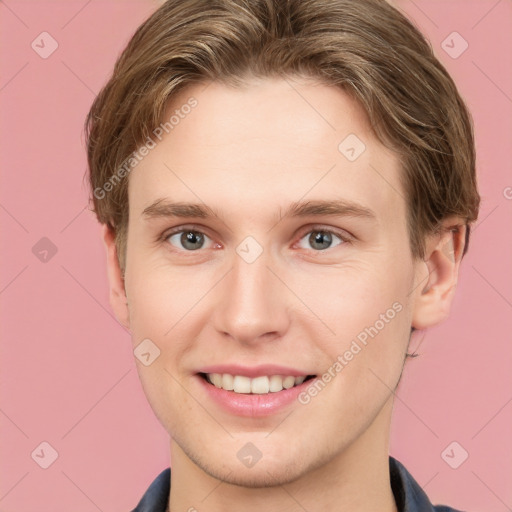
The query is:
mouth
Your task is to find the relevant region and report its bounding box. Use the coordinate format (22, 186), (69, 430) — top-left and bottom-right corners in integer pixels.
(199, 372), (317, 394)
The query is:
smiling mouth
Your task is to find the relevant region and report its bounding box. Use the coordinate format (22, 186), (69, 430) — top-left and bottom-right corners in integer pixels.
(199, 372), (316, 394)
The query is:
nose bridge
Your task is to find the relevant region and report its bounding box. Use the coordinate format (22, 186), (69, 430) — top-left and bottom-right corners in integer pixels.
(213, 243), (289, 344)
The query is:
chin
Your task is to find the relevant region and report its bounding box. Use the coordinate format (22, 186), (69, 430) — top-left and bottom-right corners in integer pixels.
(182, 440), (311, 488)
(205, 460), (308, 489)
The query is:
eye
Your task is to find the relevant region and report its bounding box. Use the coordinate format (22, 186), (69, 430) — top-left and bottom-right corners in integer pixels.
(165, 228), (214, 251)
(296, 228), (348, 251)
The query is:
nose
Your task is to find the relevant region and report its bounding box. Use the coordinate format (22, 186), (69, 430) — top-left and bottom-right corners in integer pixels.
(212, 247), (291, 346)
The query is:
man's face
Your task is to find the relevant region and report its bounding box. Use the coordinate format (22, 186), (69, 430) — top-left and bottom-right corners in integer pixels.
(122, 77), (423, 486)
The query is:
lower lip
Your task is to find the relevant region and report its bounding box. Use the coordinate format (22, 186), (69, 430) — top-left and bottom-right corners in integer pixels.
(196, 375), (314, 417)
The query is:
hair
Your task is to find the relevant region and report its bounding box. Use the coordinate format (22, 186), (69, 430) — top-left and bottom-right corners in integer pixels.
(85, 0), (480, 275)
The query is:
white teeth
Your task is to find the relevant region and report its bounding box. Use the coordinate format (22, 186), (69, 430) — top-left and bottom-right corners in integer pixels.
(282, 376), (295, 389)
(269, 375), (283, 392)
(222, 373), (234, 390)
(233, 375), (252, 393)
(210, 373), (222, 388)
(251, 376), (270, 394)
(206, 373), (309, 394)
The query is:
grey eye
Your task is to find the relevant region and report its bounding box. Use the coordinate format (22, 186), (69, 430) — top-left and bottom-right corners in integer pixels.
(297, 230), (343, 251)
(167, 230), (210, 251)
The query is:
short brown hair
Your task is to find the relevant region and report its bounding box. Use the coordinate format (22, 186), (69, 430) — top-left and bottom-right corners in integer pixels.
(85, 0), (480, 274)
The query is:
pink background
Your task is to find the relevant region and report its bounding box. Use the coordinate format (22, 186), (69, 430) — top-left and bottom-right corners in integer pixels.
(1, 1), (511, 510)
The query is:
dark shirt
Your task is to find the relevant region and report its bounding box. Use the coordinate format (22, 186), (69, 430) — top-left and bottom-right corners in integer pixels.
(131, 456), (464, 511)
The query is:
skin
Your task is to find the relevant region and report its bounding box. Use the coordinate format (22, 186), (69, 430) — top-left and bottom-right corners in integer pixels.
(102, 76), (466, 511)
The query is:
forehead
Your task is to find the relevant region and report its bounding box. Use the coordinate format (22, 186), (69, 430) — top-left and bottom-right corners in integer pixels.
(128, 78), (405, 227)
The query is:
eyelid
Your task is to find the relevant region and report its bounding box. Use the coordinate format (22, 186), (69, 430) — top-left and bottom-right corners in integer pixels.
(161, 223), (208, 238)
(294, 224), (354, 243)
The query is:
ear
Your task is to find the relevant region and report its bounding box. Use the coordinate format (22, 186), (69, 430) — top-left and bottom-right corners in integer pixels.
(411, 218), (467, 330)
(101, 224), (130, 330)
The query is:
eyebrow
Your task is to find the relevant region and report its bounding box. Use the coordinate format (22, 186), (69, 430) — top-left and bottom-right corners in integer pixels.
(141, 198), (377, 222)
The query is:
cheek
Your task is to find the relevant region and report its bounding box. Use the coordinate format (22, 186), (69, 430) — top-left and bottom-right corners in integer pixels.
(308, 258), (412, 387)
(125, 264), (209, 399)
(308, 259), (409, 338)
(125, 262), (198, 334)
(307, 304), (409, 436)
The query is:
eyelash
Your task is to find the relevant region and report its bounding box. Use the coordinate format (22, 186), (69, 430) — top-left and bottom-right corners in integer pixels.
(159, 224), (353, 253)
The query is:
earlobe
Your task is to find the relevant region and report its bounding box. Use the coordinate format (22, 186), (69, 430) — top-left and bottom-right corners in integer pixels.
(411, 222), (466, 331)
(101, 224), (130, 329)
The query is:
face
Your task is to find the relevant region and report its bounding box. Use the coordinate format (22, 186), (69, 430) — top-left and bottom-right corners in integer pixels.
(106, 77), (457, 487)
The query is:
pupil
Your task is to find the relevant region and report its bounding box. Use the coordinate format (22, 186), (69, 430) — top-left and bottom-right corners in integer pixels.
(311, 231), (331, 250)
(183, 231), (203, 250)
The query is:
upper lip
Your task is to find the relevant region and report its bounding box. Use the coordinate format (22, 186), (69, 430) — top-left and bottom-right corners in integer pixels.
(197, 364), (314, 378)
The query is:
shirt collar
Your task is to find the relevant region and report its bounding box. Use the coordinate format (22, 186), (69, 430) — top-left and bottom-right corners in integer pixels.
(131, 456), (461, 512)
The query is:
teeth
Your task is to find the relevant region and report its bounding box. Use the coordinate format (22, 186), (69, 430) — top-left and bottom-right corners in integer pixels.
(233, 375), (251, 393)
(282, 376), (295, 389)
(269, 375), (283, 392)
(251, 376), (269, 394)
(206, 373), (309, 394)
(222, 373), (234, 390)
(210, 373), (222, 388)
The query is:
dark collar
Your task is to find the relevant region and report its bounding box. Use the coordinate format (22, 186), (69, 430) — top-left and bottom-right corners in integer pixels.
(131, 456), (463, 512)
